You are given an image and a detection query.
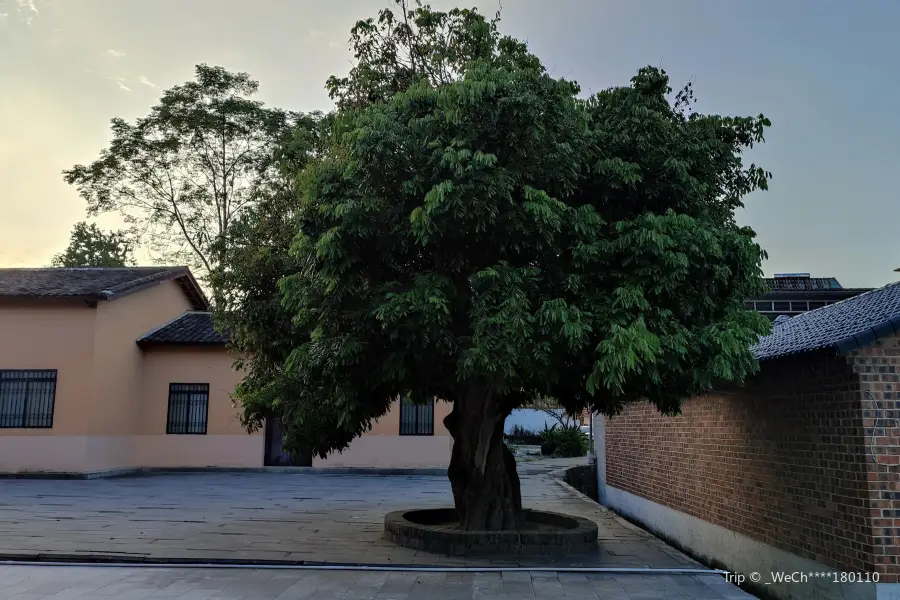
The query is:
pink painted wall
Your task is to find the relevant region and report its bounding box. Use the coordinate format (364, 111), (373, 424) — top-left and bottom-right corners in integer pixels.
(0, 297), (98, 473)
(314, 399), (453, 468)
(84, 281), (196, 470)
(0, 286), (455, 473)
(136, 346), (263, 468)
(0, 297), (97, 437)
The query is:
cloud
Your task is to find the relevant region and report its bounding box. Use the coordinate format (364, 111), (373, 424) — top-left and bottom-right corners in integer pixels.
(107, 49), (126, 58)
(117, 82), (131, 92)
(139, 76), (157, 88)
(16, 0), (38, 16)
(309, 29), (340, 48)
(0, 13), (8, 18)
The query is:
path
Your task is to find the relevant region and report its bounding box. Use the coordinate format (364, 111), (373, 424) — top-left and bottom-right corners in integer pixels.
(1, 565), (755, 599)
(0, 470), (690, 567)
(0, 467), (757, 597)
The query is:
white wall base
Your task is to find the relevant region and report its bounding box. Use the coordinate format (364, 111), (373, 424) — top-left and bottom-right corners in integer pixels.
(0, 435), (90, 472)
(0, 434), (265, 474)
(314, 435), (452, 468)
(606, 485), (890, 600)
(594, 418), (607, 504)
(133, 435), (264, 468)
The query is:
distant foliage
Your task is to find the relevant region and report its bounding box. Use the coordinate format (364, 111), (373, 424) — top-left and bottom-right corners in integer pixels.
(504, 425), (542, 446)
(50, 221), (134, 268)
(63, 65), (299, 289)
(539, 424), (588, 458)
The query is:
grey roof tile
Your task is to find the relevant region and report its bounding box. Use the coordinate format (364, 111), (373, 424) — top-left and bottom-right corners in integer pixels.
(0, 267), (208, 310)
(763, 277), (843, 291)
(752, 281), (900, 360)
(137, 311), (228, 346)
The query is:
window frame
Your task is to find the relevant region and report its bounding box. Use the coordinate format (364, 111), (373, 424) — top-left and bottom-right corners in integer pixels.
(399, 396), (435, 436)
(165, 383), (210, 435)
(0, 369), (58, 429)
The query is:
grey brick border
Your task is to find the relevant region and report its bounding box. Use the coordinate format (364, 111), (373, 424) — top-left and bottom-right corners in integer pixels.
(0, 466), (448, 480)
(384, 508), (599, 556)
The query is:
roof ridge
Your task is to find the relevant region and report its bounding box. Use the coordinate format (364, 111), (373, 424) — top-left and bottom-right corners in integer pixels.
(101, 267), (189, 296)
(0, 266), (180, 271)
(779, 280), (900, 322)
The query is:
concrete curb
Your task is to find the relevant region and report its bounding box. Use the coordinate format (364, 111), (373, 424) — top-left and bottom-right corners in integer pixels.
(546, 467), (665, 539)
(546, 468), (705, 569)
(0, 466), (448, 480)
(0, 553), (727, 575)
(0, 552), (426, 568)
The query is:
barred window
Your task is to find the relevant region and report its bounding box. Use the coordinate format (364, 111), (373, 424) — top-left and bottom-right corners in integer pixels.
(166, 383), (209, 435)
(399, 396), (434, 436)
(0, 370), (57, 429)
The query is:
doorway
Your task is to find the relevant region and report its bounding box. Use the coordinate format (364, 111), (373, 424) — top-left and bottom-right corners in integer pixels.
(263, 417), (312, 466)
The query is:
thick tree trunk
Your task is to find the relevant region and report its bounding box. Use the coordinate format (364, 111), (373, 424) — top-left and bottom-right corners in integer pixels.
(444, 383), (523, 531)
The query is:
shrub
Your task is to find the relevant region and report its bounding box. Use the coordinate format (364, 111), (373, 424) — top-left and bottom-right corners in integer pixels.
(504, 425), (543, 446)
(539, 423), (588, 458)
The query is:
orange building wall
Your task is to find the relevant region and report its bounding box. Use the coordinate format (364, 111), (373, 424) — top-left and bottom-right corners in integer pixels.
(136, 346), (263, 468)
(0, 287), (454, 473)
(84, 281), (196, 471)
(313, 399), (453, 468)
(0, 298), (98, 472)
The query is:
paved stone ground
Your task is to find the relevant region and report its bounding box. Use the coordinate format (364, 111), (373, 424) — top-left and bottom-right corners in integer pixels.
(0, 565), (755, 599)
(0, 469), (690, 568)
(0, 462), (756, 597)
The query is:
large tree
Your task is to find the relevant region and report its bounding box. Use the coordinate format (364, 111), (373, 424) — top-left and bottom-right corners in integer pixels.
(210, 112), (328, 455)
(225, 2), (772, 531)
(63, 64), (298, 290)
(50, 221), (135, 267)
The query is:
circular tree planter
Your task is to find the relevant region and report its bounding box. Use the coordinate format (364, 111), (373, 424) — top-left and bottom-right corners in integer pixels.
(384, 508), (599, 556)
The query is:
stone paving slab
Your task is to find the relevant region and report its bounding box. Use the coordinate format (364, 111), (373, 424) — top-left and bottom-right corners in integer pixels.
(0, 470), (695, 569)
(0, 565), (758, 599)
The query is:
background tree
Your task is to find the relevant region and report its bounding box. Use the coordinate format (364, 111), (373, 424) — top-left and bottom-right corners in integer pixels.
(50, 221), (135, 267)
(325, 0), (525, 109)
(211, 112), (328, 454)
(224, 2), (772, 532)
(63, 64), (298, 292)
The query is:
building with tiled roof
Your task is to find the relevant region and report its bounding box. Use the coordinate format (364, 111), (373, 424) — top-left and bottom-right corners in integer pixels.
(0, 266), (208, 309)
(604, 275), (900, 596)
(752, 282), (900, 361)
(745, 273), (872, 321)
(0, 267), (450, 476)
(137, 311), (229, 347)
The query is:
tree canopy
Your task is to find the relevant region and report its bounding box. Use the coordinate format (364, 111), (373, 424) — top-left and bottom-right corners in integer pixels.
(219, 0), (772, 530)
(50, 221), (135, 268)
(211, 112), (328, 456)
(63, 64), (298, 289)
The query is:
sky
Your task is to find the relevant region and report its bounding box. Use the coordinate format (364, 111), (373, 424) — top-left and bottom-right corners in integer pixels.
(1, 0), (898, 288)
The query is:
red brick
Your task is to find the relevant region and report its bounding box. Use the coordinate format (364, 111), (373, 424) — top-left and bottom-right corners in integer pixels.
(605, 345), (900, 576)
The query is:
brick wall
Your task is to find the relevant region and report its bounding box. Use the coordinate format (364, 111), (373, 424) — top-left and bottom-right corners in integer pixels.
(605, 350), (881, 575)
(851, 333), (900, 581)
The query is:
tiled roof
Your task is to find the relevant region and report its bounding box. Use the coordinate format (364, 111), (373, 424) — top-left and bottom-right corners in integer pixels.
(752, 281), (900, 361)
(753, 288), (872, 302)
(137, 311), (229, 346)
(763, 277), (842, 291)
(0, 267), (208, 309)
